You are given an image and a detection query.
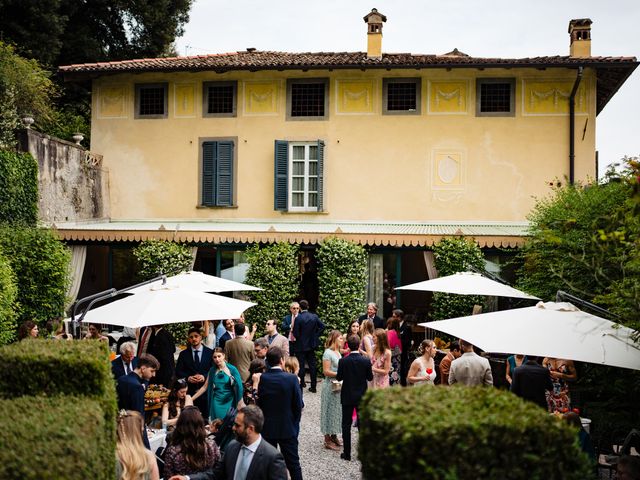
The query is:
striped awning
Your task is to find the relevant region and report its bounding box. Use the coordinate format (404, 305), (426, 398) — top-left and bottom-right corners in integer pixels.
(51, 219), (530, 248)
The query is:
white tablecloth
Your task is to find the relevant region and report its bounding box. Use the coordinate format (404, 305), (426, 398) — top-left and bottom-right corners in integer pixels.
(147, 429), (167, 454)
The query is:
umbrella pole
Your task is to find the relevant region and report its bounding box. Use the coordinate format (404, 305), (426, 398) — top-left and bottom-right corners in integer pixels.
(555, 290), (622, 321)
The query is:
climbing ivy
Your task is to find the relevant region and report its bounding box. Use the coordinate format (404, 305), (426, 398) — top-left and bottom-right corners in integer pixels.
(0, 150), (38, 226)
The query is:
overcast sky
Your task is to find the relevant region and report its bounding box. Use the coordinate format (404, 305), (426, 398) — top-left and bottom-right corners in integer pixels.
(175, 0), (639, 177)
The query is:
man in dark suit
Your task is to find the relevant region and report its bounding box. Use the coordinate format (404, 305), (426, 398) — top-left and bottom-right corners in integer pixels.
(116, 354), (159, 449)
(111, 341), (138, 380)
(175, 327), (213, 418)
(357, 302), (385, 330)
(393, 309), (413, 386)
(137, 324), (176, 387)
(291, 299), (325, 392)
(511, 356), (554, 409)
(218, 319), (235, 351)
(257, 347), (303, 480)
(169, 405), (287, 480)
(281, 302), (299, 353)
(336, 334), (373, 461)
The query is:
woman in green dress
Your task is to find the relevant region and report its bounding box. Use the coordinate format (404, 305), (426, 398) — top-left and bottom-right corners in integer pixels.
(192, 348), (243, 422)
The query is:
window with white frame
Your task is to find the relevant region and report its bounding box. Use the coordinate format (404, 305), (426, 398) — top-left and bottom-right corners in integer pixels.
(274, 140), (325, 212)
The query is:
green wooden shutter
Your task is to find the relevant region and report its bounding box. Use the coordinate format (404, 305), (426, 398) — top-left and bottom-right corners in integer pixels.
(216, 141), (234, 206)
(274, 140), (289, 211)
(317, 140), (325, 212)
(202, 141), (216, 206)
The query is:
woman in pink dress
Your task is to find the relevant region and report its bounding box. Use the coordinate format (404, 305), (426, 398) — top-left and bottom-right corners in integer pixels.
(359, 319), (375, 358)
(371, 328), (391, 389)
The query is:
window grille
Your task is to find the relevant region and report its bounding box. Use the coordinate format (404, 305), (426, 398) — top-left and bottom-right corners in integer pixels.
(291, 83), (326, 117)
(138, 86), (166, 116)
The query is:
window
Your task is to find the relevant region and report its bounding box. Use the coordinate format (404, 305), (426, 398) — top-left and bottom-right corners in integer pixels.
(286, 79), (329, 120)
(383, 78), (421, 114)
(476, 78), (516, 116)
(200, 139), (236, 207)
(203, 81), (237, 117)
(135, 83), (168, 118)
(274, 140), (325, 212)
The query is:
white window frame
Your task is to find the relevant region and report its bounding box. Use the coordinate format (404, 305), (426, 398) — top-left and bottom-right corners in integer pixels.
(288, 142), (319, 212)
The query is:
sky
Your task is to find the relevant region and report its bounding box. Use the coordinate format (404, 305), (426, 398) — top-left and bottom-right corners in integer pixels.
(175, 0), (639, 177)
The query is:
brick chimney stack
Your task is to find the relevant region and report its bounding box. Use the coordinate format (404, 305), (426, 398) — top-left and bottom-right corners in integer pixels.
(363, 8), (387, 59)
(569, 19), (592, 57)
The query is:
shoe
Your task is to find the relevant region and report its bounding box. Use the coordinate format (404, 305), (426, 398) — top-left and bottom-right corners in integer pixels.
(324, 441), (340, 451)
(330, 435), (342, 447)
(309, 387), (317, 393)
(300, 383), (307, 388)
(340, 453), (351, 461)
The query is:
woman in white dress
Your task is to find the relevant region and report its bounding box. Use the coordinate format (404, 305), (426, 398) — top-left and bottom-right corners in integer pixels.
(407, 339), (437, 386)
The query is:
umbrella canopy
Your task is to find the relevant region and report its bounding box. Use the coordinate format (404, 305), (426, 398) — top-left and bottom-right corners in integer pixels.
(126, 270), (261, 294)
(397, 271), (540, 300)
(82, 284), (256, 328)
(420, 302), (640, 370)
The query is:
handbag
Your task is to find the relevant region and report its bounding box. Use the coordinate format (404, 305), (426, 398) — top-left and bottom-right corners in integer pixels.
(330, 379), (342, 393)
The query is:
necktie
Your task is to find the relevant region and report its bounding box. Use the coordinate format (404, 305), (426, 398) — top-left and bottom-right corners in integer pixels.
(194, 349), (200, 367)
(124, 362), (129, 375)
(235, 446), (251, 480)
(289, 315), (296, 341)
(138, 327), (152, 356)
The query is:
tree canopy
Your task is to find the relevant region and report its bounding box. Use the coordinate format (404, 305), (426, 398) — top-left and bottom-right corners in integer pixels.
(0, 0), (193, 68)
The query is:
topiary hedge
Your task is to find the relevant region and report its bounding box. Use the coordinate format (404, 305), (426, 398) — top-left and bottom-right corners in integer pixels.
(0, 225), (70, 324)
(0, 340), (117, 479)
(244, 242), (299, 330)
(359, 386), (592, 480)
(0, 395), (113, 479)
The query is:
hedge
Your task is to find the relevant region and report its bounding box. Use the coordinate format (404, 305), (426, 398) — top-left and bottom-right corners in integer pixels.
(359, 386), (592, 480)
(0, 225), (70, 324)
(0, 395), (113, 480)
(0, 252), (17, 345)
(0, 150), (38, 226)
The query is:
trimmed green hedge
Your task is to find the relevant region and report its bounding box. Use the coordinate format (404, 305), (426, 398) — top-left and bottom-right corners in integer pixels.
(0, 340), (116, 478)
(0, 252), (17, 345)
(359, 386), (592, 480)
(0, 395), (113, 479)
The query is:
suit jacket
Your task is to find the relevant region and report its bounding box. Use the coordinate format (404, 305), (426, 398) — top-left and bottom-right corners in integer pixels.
(218, 331), (233, 351)
(116, 371), (146, 416)
(511, 361), (553, 409)
(257, 368), (303, 440)
(224, 337), (255, 382)
(263, 333), (289, 358)
(190, 438), (287, 480)
(175, 345), (214, 394)
(336, 352), (373, 406)
(139, 326), (175, 387)
(281, 314), (294, 338)
(358, 314), (385, 330)
(111, 356), (138, 380)
(399, 321), (412, 354)
(449, 352), (493, 386)
(438, 352), (454, 386)
(291, 310), (325, 352)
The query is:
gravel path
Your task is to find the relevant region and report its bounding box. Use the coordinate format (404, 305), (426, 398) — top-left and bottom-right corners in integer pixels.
(298, 377), (362, 480)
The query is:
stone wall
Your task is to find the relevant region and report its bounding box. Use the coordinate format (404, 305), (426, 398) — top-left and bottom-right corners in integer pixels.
(18, 130), (110, 223)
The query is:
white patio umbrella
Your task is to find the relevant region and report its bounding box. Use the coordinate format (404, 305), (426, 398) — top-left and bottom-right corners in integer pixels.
(126, 270), (261, 294)
(420, 302), (640, 370)
(397, 271), (540, 300)
(82, 284), (256, 328)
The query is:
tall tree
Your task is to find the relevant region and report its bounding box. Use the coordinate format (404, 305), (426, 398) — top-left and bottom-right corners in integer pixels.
(0, 0), (193, 68)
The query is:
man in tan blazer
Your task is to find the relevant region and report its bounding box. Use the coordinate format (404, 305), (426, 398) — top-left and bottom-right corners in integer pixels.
(448, 339), (493, 387)
(263, 319), (289, 359)
(224, 323), (255, 382)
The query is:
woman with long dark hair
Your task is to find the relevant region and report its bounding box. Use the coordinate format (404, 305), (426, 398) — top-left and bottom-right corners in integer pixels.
(17, 320), (38, 340)
(162, 378), (193, 430)
(163, 406), (221, 478)
(192, 348), (243, 422)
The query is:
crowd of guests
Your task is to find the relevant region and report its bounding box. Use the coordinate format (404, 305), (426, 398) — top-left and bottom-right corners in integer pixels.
(18, 299), (630, 479)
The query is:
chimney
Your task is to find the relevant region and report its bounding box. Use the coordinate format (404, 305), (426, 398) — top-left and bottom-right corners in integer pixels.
(363, 8), (386, 59)
(568, 18), (592, 57)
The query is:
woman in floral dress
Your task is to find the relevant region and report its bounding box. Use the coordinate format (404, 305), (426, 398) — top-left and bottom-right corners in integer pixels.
(543, 357), (577, 412)
(321, 330), (344, 450)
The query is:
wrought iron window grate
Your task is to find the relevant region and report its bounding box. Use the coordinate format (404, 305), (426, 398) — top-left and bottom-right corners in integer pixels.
(139, 87), (165, 115)
(291, 83), (325, 117)
(480, 83), (512, 112)
(387, 82), (417, 111)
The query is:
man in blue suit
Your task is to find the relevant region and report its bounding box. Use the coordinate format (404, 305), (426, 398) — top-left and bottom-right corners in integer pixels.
(257, 347), (303, 480)
(175, 327), (213, 418)
(116, 354), (160, 449)
(111, 341), (138, 380)
(291, 299), (324, 392)
(336, 335), (373, 461)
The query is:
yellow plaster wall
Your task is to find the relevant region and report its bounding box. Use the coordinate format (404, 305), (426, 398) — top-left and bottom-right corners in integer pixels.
(91, 67), (596, 222)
